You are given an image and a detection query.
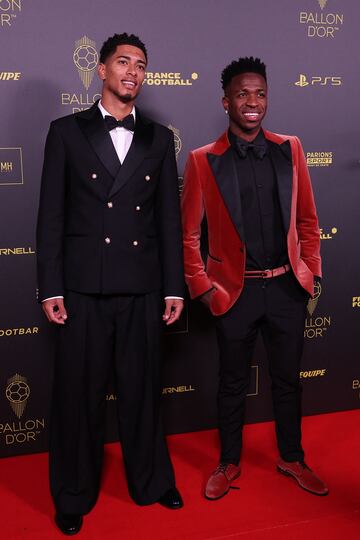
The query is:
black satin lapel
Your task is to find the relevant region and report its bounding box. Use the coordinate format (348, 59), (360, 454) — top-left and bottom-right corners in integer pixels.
(76, 107), (121, 179)
(207, 148), (244, 239)
(268, 139), (293, 234)
(109, 119), (153, 198)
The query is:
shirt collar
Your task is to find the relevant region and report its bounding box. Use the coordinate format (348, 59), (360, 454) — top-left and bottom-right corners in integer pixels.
(228, 128), (266, 147)
(98, 100), (136, 122)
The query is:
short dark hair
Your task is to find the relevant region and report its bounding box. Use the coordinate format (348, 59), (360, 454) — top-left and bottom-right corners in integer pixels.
(221, 57), (267, 91)
(99, 33), (148, 64)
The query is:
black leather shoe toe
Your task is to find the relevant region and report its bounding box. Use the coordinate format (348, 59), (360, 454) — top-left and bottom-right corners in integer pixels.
(55, 513), (83, 535)
(157, 487), (184, 509)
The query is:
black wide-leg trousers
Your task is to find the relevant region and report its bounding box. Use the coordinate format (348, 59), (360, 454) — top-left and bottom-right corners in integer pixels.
(215, 272), (308, 465)
(49, 290), (175, 515)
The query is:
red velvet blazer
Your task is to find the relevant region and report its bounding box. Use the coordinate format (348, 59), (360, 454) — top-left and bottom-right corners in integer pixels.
(181, 130), (322, 316)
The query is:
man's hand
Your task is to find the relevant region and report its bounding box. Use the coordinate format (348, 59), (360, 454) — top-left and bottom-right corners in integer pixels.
(199, 287), (216, 309)
(42, 298), (68, 325)
(162, 298), (184, 326)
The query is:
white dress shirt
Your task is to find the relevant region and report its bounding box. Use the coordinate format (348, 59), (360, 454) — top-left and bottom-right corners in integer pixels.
(98, 100), (135, 164)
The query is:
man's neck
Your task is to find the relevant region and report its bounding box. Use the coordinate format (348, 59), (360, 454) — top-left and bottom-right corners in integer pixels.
(100, 93), (135, 120)
(229, 125), (261, 143)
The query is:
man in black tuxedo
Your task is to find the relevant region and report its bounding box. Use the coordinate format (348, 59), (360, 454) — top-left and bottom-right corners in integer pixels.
(37, 33), (184, 535)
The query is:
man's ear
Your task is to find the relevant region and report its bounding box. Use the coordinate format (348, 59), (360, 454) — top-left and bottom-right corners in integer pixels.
(97, 63), (106, 81)
(222, 95), (229, 114)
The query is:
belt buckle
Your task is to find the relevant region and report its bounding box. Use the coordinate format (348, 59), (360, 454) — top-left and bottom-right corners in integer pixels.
(262, 269), (271, 278)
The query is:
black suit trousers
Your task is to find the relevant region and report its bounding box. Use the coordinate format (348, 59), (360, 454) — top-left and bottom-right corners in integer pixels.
(49, 290), (175, 514)
(215, 272), (308, 464)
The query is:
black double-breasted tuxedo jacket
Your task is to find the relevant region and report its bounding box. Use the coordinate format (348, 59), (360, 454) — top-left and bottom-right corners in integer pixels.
(37, 101), (184, 301)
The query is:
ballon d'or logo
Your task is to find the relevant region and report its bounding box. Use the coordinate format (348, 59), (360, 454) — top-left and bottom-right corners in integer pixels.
(6, 373), (30, 419)
(307, 281), (322, 316)
(73, 36), (98, 90)
(168, 125), (182, 159)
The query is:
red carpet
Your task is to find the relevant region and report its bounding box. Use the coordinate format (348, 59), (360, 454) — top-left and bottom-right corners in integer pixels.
(1, 409), (359, 539)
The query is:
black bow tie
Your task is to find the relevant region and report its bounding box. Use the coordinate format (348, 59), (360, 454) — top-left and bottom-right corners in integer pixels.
(236, 140), (267, 159)
(104, 114), (135, 132)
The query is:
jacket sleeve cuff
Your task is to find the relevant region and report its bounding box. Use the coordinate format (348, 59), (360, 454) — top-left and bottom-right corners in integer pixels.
(187, 276), (213, 299)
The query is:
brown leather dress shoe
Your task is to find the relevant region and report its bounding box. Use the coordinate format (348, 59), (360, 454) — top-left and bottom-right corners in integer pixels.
(277, 458), (329, 496)
(205, 463), (241, 500)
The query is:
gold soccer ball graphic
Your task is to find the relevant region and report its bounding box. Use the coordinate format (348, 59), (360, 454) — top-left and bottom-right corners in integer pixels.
(173, 133), (182, 157)
(313, 281), (321, 300)
(168, 125), (182, 159)
(73, 45), (98, 72)
(6, 380), (30, 404)
(307, 281), (322, 316)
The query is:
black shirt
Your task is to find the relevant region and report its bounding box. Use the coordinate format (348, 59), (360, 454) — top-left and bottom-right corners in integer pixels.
(228, 129), (289, 271)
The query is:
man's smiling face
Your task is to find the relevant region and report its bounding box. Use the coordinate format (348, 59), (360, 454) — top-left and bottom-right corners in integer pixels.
(222, 72), (267, 140)
(98, 44), (147, 103)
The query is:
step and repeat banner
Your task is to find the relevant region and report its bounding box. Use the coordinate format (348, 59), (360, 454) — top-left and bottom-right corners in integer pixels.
(0, 0), (359, 457)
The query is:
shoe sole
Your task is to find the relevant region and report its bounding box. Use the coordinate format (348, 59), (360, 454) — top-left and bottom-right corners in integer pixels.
(55, 517), (83, 536)
(277, 466), (329, 496)
(204, 472), (241, 501)
(157, 502), (184, 510)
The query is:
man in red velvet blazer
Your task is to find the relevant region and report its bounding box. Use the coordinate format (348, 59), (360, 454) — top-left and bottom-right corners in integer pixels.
(181, 57), (328, 499)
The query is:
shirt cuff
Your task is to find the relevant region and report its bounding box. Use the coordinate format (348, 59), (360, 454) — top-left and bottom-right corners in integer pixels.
(42, 296), (64, 302)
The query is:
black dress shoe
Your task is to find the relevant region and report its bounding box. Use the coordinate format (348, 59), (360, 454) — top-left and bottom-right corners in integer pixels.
(55, 513), (83, 535)
(157, 487), (184, 509)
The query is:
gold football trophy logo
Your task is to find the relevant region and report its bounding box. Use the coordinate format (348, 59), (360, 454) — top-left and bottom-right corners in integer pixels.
(307, 281), (321, 316)
(295, 74), (309, 87)
(318, 0), (328, 10)
(6, 373), (30, 419)
(168, 125), (182, 159)
(73, 36), (98, 90)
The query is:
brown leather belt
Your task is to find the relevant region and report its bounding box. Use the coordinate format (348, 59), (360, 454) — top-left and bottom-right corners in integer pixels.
(244, 264), (291, 279)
